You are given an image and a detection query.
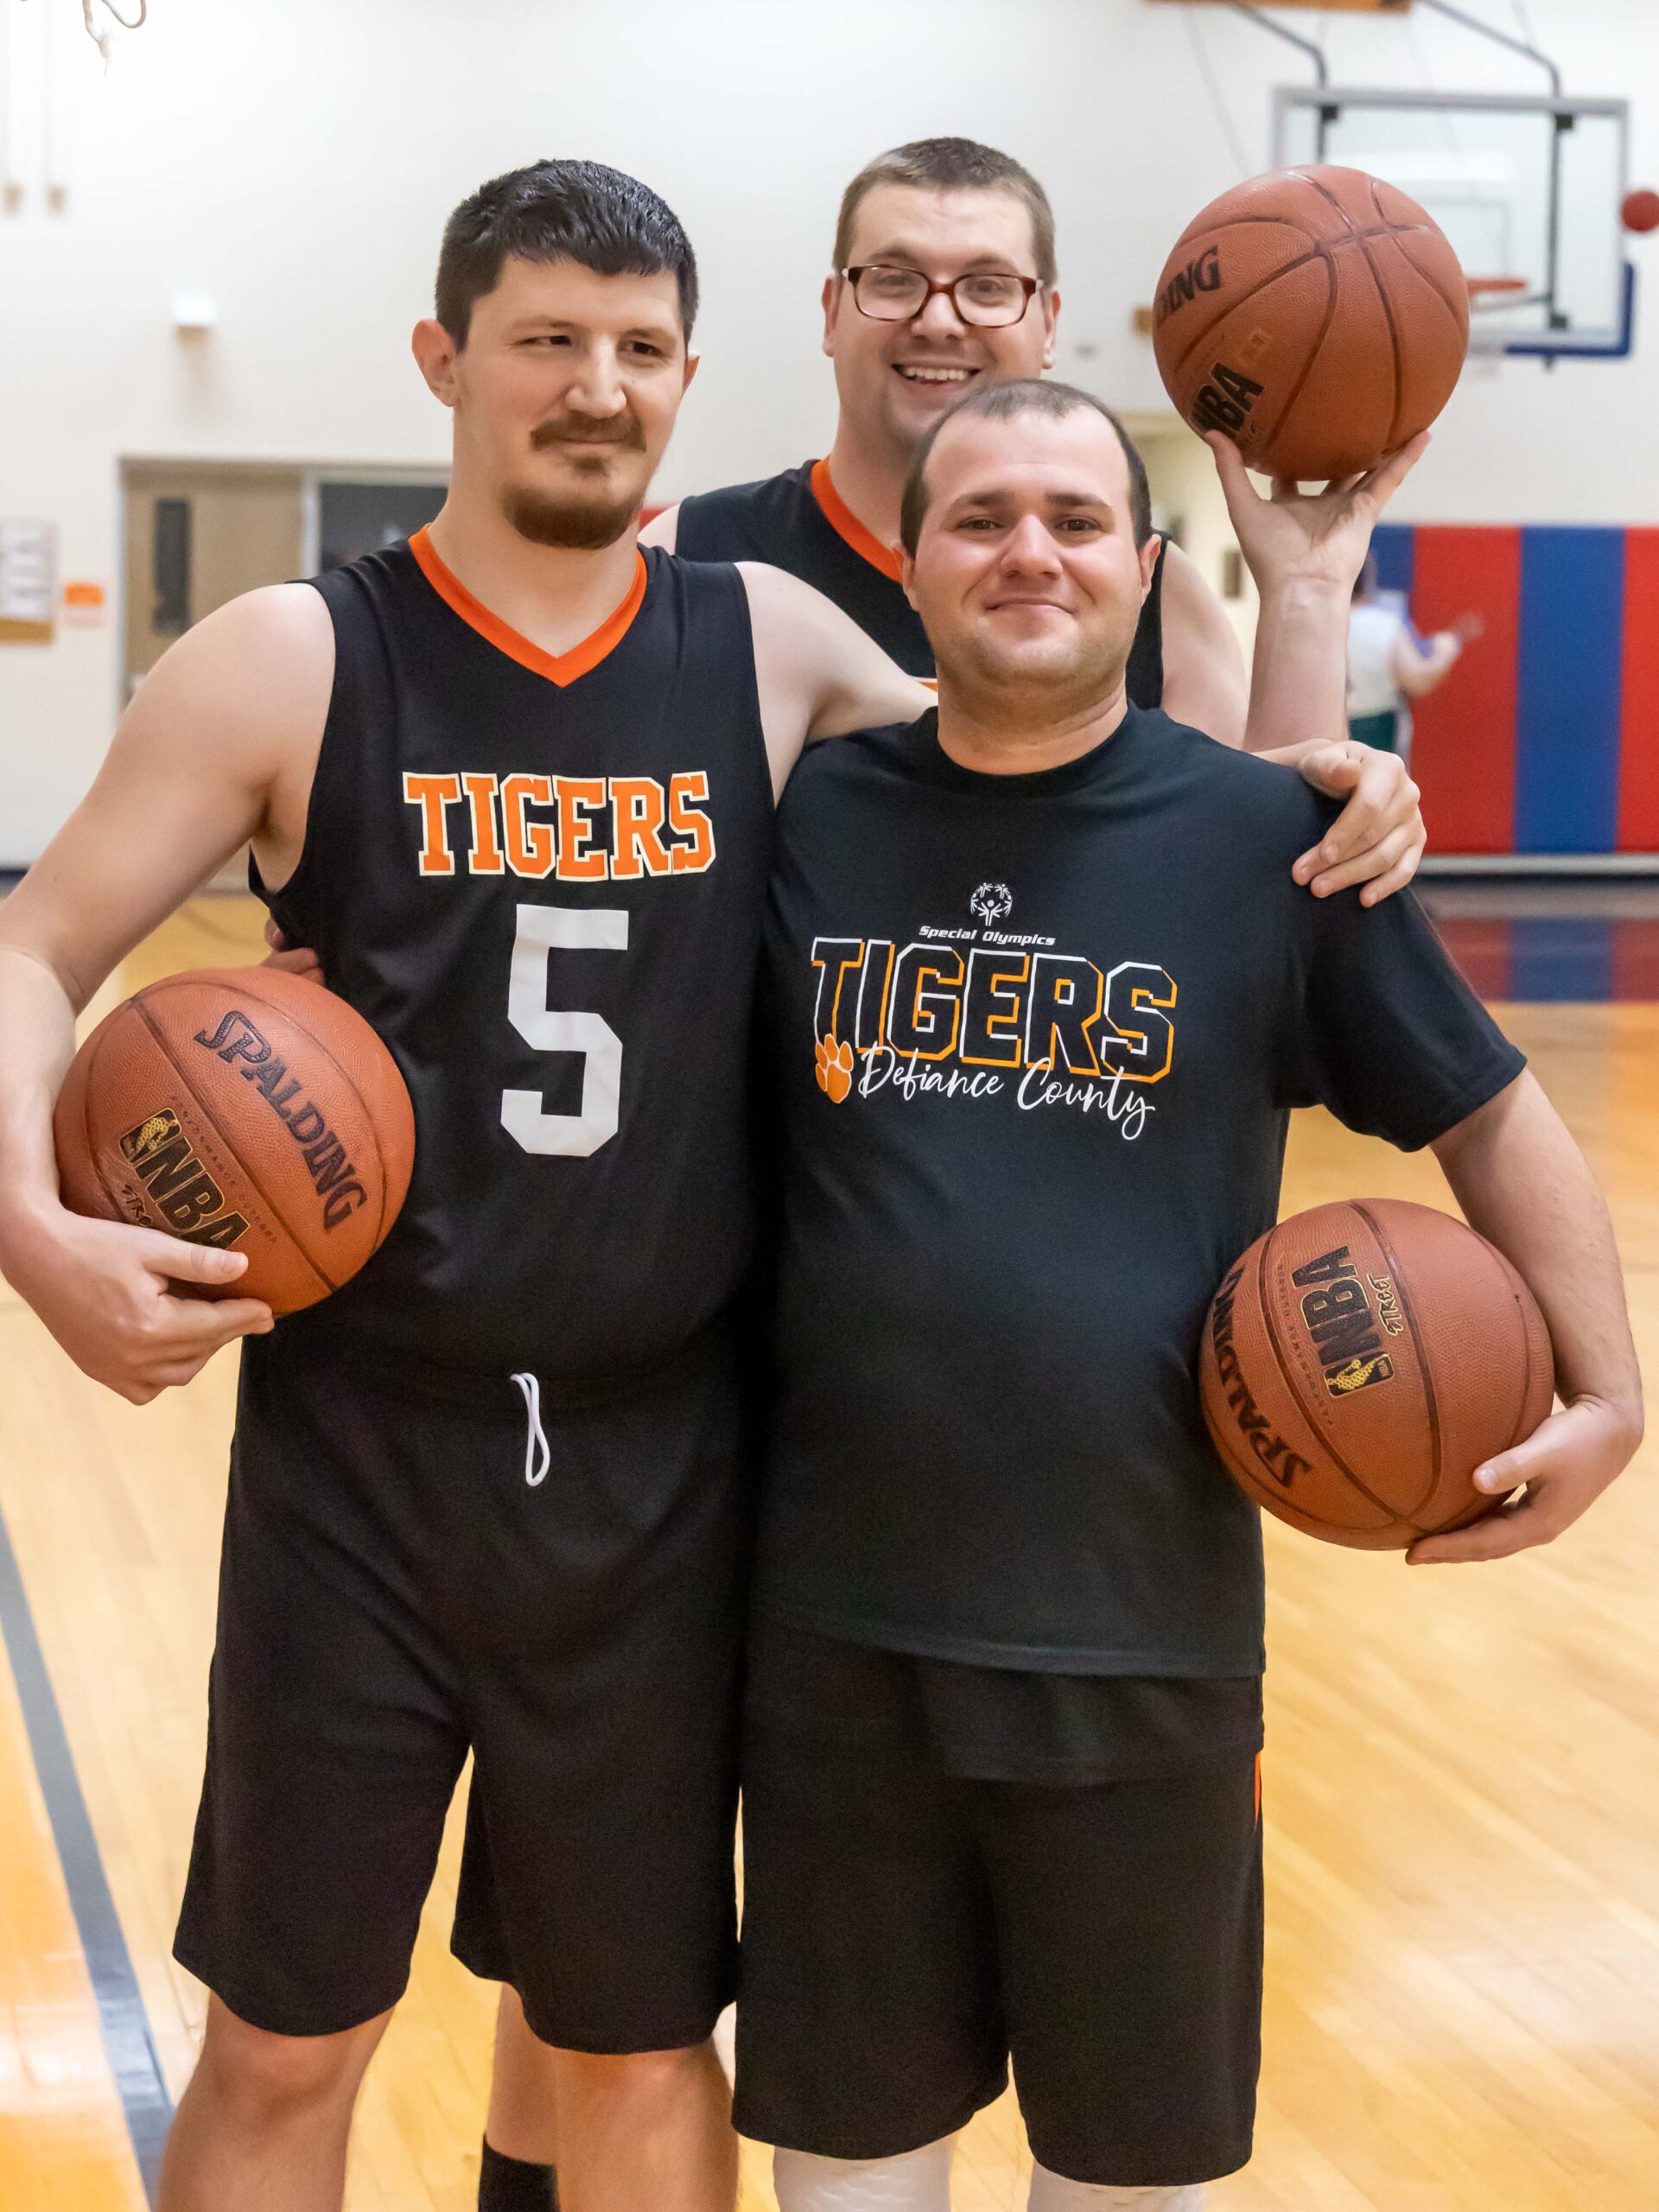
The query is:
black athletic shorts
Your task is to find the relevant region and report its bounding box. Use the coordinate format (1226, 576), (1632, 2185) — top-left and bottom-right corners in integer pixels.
(174, 1320), (747, 2051)
(733, 1627), (1262, 2188)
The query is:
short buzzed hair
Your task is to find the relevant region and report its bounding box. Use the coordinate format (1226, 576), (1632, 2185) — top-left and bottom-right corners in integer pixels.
(833, 137), (1057, 286)
(436, 158), (698, 346)
(899, 379), (1154, 554)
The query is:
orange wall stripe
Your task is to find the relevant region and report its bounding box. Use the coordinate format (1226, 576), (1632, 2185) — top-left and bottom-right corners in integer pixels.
(409, 529), (648, 687)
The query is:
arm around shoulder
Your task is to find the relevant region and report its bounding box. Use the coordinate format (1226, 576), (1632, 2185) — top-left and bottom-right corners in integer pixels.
(738, 562), (931, 799)
(1158, 550), (1423, 903)
(1158, 542), (1249, 748)
(639, 503), (680, 552)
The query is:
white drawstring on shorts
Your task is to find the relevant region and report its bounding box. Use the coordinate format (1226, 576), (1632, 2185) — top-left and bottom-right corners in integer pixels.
(510, 1371), (551, 1487)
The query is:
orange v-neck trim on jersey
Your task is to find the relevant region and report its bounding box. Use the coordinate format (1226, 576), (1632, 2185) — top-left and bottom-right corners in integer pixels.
(809, 460), (905, 583)
(409, 526), (648, 688)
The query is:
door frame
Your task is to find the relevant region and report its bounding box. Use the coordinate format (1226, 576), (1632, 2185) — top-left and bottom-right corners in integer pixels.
(117, 456), (450, 717)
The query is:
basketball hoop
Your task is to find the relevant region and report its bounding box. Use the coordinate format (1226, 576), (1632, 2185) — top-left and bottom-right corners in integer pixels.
(1465, 327), (1510, 365)
(1465, 277), (1530, 306)
(1463, 279), (1529, 359)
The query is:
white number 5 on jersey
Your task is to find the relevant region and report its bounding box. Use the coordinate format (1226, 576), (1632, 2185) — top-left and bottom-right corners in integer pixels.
(502, 903), (626, 1157)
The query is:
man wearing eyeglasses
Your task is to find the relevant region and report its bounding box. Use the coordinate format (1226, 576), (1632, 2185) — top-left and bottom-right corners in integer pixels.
(643, 135), (1411, 795)
(650, 140), (1066, 683)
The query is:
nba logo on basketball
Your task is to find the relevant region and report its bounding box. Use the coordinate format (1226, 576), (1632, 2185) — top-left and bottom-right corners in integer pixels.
(1292, 1245), (1398, 1398)
(121, 1109), (182, 1164)
(117, 1104), (251, 1247)
(1325, 1351), (1395, 1395)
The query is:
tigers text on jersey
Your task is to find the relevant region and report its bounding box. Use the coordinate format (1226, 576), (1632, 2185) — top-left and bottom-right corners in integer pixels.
(257, 534), (773, 1382)
(756, 707), (1525, 1673)
(675, 458), (1166, 708)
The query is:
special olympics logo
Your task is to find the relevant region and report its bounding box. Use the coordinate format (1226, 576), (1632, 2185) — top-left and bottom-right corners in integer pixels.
(970, 881), (1013, 925)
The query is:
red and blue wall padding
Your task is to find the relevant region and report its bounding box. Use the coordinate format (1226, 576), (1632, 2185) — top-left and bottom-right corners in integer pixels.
(1369, 523), (1659, 856)
(1427, 912), (1659, 1001)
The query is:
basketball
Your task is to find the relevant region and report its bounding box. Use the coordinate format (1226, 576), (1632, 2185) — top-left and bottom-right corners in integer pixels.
(53, 966), (415, 1315)
(1623, 187), (1659, 235)
(1198, 1198), (1554, 1550)
(1152, 165), (1470, 483)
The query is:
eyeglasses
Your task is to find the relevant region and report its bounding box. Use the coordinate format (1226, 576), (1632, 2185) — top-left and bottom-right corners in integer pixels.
(840, 264), (1043, 329)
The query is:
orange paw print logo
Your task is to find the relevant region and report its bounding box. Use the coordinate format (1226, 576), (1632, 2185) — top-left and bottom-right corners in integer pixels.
(815, 1033), (855, 1103)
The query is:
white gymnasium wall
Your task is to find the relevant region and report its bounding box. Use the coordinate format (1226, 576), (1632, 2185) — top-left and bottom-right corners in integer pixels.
(2, 0), (1657, 862)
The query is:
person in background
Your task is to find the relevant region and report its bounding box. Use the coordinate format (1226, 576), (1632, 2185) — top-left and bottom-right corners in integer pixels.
(652, 134), (1387, 760)
(1347, 556), (1481, 760)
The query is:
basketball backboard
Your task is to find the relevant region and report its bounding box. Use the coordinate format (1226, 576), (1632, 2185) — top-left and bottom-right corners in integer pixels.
(1274, 87), (1634, 360)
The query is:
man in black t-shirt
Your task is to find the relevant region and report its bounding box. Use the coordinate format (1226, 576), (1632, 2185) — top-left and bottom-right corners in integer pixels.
(734, 380), (1643, 2212)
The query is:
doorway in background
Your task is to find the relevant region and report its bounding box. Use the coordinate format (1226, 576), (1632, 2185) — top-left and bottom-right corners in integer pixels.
(121, 461), (448, 702)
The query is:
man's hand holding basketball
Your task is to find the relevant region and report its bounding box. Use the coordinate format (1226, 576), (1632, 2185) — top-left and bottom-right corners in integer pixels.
(0, 1204), (273, 1404)
(1406, 1393), (1643, 1565)
(1205, 429), (1433, 861)
(1425, 1071), (1645, 1566)
(262, 913), (323, 982)
(1205, 429), (1431, 601)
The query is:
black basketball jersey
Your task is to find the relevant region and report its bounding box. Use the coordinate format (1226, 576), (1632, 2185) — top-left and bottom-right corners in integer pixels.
(256, 534), (773, 1383)
(675, 457), (1166, 707)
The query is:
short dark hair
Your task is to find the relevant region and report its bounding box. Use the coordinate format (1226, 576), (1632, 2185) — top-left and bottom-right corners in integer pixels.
(899, 379), (1154, 555)
(435, 158), (698, 346)
(834, 137), (1057, 286)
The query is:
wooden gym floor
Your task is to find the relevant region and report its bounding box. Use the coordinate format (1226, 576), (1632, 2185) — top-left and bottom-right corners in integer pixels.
(1, 894), (1656, 2212)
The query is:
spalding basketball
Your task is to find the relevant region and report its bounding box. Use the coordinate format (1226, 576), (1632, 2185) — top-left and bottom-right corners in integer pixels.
(54, 967), (415, 1315)
(1198, 1198), (1553, 1549)
(1153, 166), (1470, 482)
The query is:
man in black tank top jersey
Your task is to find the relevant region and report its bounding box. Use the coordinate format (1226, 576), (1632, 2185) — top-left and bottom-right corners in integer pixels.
(0, 161), (944, 2212)
(652, 137), (1414, 771)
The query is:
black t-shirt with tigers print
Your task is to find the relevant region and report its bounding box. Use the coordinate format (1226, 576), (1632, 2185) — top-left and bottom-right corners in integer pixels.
(754, 705), (1524, 1675)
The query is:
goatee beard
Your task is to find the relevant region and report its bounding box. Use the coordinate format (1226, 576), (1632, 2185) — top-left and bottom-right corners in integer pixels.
(504, 488), (640, 551)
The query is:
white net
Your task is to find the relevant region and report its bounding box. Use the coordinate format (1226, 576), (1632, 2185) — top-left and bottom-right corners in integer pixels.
(79, 0), (147, 67)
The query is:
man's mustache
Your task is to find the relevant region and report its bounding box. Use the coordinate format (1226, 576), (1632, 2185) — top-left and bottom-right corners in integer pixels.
(531, 415), (645, 453)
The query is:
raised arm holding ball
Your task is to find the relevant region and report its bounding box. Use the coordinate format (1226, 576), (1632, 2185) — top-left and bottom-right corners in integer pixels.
(648, 135), (1433, 899)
